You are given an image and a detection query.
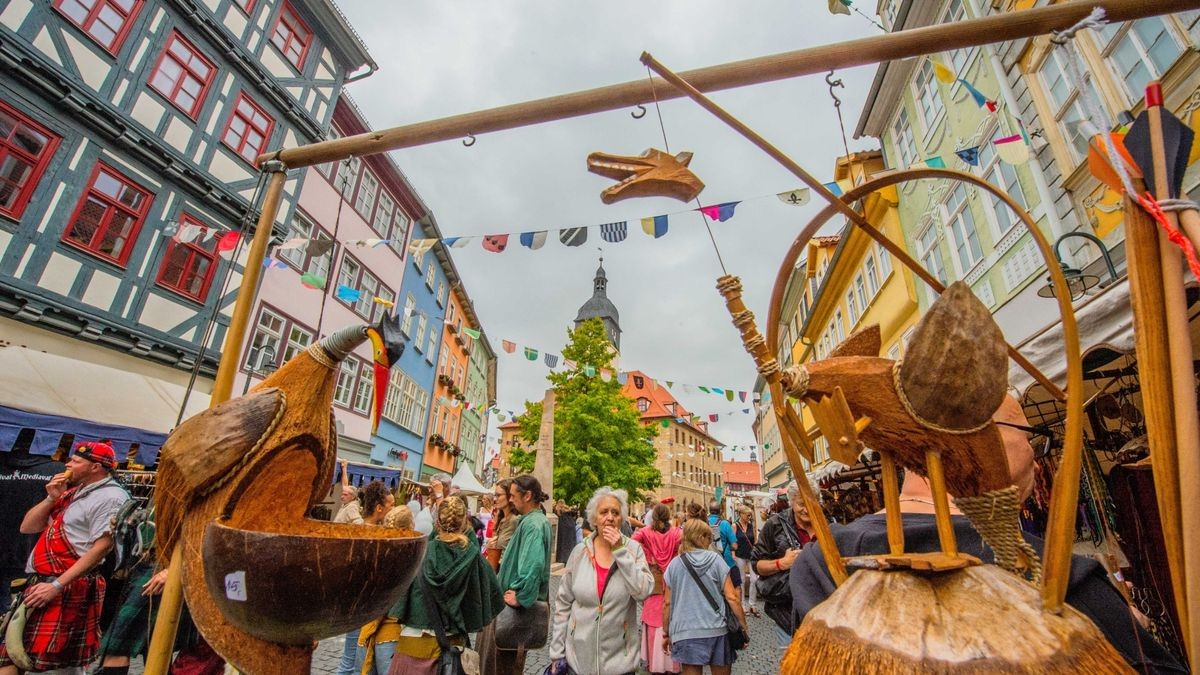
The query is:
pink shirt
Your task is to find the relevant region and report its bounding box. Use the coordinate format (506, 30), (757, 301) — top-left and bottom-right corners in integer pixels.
(631, 526), (682, 627)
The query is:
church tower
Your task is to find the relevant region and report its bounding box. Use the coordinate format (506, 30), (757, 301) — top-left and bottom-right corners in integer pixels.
(574, 257), (622, 355)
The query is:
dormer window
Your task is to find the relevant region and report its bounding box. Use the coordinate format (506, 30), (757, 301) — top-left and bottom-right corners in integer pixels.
(637, 397), (650, 413)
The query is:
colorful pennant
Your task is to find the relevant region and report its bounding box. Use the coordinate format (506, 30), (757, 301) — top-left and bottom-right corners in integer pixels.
(640, 216), (669, 239)
(697, 201), (740, 222)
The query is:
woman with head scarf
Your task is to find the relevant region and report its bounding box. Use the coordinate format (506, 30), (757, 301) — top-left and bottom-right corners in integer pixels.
(373, 495), (504, 674)
(548, 487), (655, 675)
(632, 503), (684, 675)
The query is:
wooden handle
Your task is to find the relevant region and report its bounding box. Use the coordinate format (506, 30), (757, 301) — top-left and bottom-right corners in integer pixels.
(925, 450), (958, 558)
(880, 452), (904, 556)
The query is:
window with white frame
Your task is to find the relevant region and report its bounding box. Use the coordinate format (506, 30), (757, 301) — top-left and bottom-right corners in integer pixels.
(356, 270), (379, 317)
(978, 128), (1029, 237)
(944, 183), (983, 275)
(335, 155), (359, 196)
(436, 281), (446, 307)
(888, 343), (901, 360)
(916, 225), (947, 286)
(354, 170), (378, 219)
(426, 326), (437, 361)
(334, 360), (356, 407)
(891, 109), (917, 169)
(940, 0), (972, 75)
(846, 290), (859, 325)
(283, 322), (313, 363)
(912, 60), (943, 133)
(833, 309), (845, 342)
(401, 293), (416, 335)
(876, 242), (893, 277)
(353, 363), (372, 413)
(246, 306), (284, 369)
(415, 315), (428, 352)
(389, 212), (411, 257)
(1038, 49), (1089, 164)
(855, 273), (869, 310)
(865, 257), (880, 296)
(374, 192), (394, 239)
(1096, 18), (1184, 104)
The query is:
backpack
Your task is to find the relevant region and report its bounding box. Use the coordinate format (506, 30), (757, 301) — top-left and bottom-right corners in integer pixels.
(710, 517), (729, 556)
(103, 499), (155, 580)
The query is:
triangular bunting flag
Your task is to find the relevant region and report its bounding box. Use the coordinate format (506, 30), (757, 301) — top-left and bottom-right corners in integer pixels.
(923, 156), (946, 169)
(373, 296), (394, 308)
(955, 147), (981, 166)
(709, 414), (719, 422)
(176, 224), (201, 244)
(958, 79), (997, 112)
(482, 234), (509, 253)
(305, 238), (335, 257)
(698, 201), (740, 222)
(828, 0), (851, 15)
(640, 216), (669, 239)
(502, 340), (516, 353)
(698, 386), (711, 393)
(599, 221), (628, 243)
(738, 391), (747, 402)
(776, 188), (811, 206)
(444, 237), (472, 248)
(666, 381), (674, 388)
(524, 347), (538, 361)
(559, 227), (588, 247)
(711, 387), (724, 395)
(725, 389), (735, 401)
(519, 231), (547, 250)
(932, 61), (956, 84)
(462, 327), (480, 339)
(217, 231), (240, 252)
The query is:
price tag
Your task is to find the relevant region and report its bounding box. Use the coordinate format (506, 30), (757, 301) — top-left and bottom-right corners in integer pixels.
(224, 571), (247, 601)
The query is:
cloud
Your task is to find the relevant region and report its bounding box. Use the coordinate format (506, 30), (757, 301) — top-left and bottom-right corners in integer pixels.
(339, 1), (881, 458)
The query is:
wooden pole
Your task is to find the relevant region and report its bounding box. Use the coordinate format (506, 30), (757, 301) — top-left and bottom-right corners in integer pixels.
(257, 0), (1199, 170)
(143, 167), (289, 675)
(640, 51), (1065, 401)
(1145, 82), (1197, 665)
(879, 451), (904, 556)
(925, 451), (958, 558)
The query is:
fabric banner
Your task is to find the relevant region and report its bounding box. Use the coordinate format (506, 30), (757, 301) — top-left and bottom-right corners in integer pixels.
(776, 188), (811, 206)
(300, 273), (326, 289)
(994, 135), (1029, 165)
(520, 231), (548, 250)
(828, 0), (850, 15)
(933, 61), (956, 84)
(599, 221), (628, 243)
(305, 238), (335, 257)
(483, 234), (509, 252)
(409, 238), (436, 257)
(335, 285), (361, 302)
(444, 237), (472, 248)
(277, 237), (307, 250)
(823, 181), (844, 197)
(544, 353), (558, 368)
(462, 327), (481, 339)
(524, 347), (538, 361)
(698, 201), (740, 222)
(559, 227), (588, 247)
(959, 79), (997, 112)
(923, 156), (946, 169)
(176, 224), (202, 244)
(640, 216), (669, 239)
(502, 340), (516, 353)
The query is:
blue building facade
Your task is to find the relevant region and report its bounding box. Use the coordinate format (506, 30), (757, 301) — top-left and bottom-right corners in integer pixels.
(374, 216), (449, 478)
(0, 0), (372, 461)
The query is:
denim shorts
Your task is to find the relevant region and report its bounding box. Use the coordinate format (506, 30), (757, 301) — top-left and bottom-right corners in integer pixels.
(671, 634), (735, 666)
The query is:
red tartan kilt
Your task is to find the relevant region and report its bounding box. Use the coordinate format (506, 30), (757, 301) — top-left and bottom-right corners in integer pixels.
(0, 575), (105, 671)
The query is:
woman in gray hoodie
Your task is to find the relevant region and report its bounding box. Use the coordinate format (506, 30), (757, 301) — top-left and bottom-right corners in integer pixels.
(549, 487), (655, 675)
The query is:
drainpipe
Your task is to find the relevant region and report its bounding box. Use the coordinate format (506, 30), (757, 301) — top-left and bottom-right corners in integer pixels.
(963, 0), (1074, 265)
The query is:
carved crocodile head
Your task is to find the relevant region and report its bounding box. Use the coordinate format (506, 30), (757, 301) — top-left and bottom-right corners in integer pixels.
(586, 148), (705, 204)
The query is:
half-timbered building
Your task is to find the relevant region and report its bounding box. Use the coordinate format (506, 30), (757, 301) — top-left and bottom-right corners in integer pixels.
(0, 0), (373, 464)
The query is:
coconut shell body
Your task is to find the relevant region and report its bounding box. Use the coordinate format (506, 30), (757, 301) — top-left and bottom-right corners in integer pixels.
(782, 566), (1132, 674)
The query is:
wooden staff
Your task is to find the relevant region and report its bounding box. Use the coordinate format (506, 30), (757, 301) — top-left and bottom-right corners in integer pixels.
(258, 0), (1199, 170)
(143, 168), (290, 675)
(1144, 82), (1197, 665)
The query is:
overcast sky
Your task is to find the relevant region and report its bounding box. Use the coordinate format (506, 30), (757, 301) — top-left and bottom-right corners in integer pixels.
(336, 2), (881, 464)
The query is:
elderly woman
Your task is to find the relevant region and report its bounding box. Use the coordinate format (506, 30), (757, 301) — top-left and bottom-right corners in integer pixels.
(550, 487), (655, 675)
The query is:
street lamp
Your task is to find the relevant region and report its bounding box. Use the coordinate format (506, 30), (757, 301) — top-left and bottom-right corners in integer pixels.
(241, 344), (277, 395)
(1037, 231), (1119, 301)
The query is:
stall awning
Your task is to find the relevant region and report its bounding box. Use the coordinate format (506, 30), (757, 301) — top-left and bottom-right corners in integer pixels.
(451, 463), (489, 496)
(1008, 278), (1135, 399)
(0, 348), (210, 465)
(334, 461), (402, 489)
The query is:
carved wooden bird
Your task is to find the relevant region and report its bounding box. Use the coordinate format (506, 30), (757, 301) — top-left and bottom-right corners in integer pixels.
(154, 315), (425, 674)
(781, 281), (1011, 498)
(587, 148), (705, 203)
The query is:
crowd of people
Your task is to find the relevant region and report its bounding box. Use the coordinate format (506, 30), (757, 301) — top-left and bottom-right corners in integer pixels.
(1, 395), (1185, 675)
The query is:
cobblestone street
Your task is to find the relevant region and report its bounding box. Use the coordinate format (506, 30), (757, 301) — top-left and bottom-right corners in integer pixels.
(132, 576), (784, 674)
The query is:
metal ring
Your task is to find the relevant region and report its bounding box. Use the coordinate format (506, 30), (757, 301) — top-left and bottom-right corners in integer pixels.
(463, 134), (476, 147)
(631, 105), (647, 119)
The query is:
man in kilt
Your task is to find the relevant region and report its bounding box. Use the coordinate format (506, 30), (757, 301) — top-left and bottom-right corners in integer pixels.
(0, 441), (128, 674)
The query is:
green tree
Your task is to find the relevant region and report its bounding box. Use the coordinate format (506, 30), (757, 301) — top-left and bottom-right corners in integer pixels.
(512, 318), (661, 507)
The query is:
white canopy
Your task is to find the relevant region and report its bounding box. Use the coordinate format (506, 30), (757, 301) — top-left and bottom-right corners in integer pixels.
(451, 462), (490, 495)
(0, 347), (209, 433)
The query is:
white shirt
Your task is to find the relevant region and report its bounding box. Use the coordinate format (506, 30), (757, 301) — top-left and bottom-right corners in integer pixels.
(27, 476), (128, 571)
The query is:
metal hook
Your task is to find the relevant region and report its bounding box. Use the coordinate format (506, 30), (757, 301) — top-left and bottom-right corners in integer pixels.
(825, 71), (844, 108)
(463, 133), (476, 147)
(631, 104), (647, 119)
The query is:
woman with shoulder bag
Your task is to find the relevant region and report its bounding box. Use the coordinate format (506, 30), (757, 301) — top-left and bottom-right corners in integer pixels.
(631, 504), (682, 675)
(662, 520), (748, 675)
(549, 487), (655, 675)
(478, 475), (551, 675)
(379, 495), (503, 675)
